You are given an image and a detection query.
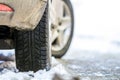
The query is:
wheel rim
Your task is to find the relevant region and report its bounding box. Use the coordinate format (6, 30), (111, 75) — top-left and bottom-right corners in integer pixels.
(49, 0), (72, 52)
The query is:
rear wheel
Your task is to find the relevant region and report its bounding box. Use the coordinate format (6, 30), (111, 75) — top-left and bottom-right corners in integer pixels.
(50, 0), (74, 58)
(14, 5), (50, 72)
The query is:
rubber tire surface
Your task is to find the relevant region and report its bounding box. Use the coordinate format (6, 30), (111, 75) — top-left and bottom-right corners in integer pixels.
(52, 0), (74, 58)
(14, 6), (50, 72)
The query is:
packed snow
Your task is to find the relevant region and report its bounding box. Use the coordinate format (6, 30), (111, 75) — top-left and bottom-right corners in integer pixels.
(0, 57), (77, 80)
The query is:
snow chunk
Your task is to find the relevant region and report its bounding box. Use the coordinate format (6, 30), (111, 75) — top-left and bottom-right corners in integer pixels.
(0, 57), (70, 80)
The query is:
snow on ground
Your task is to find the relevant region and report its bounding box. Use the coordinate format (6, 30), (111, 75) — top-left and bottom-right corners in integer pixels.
(0, 50), (15, 63)
(0, 57), (75, 80)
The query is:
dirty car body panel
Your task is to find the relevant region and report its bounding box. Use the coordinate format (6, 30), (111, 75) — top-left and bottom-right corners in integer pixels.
(0, 0), (47, 30)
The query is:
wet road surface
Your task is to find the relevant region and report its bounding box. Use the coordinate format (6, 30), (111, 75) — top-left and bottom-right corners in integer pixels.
(60, 50), (120, 80)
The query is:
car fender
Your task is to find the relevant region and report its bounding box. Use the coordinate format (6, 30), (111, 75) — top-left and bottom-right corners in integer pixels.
(0, 0), (47, 30)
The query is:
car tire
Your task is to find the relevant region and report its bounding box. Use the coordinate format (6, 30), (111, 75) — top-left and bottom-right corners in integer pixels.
(14, 5), (51, 72)
(52, 0), (74, 58)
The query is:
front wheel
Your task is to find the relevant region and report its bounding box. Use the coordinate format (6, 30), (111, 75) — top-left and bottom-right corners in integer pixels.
(50, 0), (74, 58)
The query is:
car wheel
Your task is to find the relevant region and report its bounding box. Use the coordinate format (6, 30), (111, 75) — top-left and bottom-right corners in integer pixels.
(50, 0), (74, 58)
(14, 5), (51, 72)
